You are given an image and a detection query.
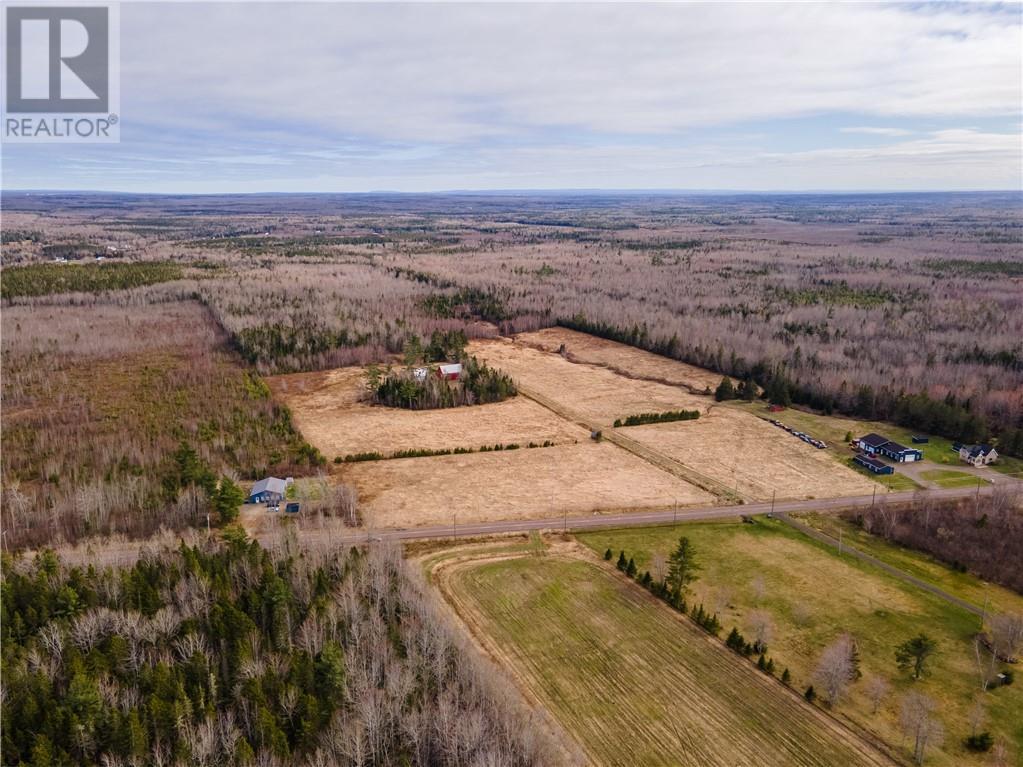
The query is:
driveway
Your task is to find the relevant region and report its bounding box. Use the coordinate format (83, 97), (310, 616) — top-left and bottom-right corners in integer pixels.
(896, 459), (1009, 489)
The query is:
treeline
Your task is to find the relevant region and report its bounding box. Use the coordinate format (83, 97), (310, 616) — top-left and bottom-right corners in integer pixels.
(613, 410), (700, 427)
(559, 314), (1018, 456)
(335, 440), (555, 463)
(0, 538), (553, 767)
(848, 488), (1023, 592)
(1, 261), (183, 299)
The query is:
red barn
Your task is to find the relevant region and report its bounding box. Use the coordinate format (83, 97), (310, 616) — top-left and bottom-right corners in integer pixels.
(437, 363), (462, 381)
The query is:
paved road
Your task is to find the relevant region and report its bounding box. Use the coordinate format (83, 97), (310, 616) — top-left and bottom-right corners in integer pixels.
(307, 481), (1018, 546)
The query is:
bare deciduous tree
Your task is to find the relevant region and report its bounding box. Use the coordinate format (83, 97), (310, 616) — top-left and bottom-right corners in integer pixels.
(899, 692), (944, 766)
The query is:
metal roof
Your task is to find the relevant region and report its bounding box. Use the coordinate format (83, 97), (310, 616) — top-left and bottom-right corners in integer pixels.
(857, 433), (891, 448)
(250, 477), (287, 496)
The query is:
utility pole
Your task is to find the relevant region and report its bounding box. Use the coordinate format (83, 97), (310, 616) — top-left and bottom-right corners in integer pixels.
(453, 513), (456, 539)
(838, 528), (843, 556)
(872, 485), (877, 507)
(673, 498), (677, 524)
(771, 489), (776, 516)
(206, 514), (210, 535)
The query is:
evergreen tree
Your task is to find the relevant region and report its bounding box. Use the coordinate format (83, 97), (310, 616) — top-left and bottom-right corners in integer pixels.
(604, 547), (613, 561)
(781, 668), (792, 686)
(715, 377), (736, 402)
(804, 685), (817, 703)
(213, 477), (245, 524)
(666, 536), (698, 600)
(616, 551), (627, 571)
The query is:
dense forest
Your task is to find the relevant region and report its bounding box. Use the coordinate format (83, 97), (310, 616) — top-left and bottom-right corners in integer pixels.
(0, 536), (554, 766)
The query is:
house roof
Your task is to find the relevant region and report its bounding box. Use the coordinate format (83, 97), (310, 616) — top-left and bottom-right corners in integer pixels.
(439, 363), (462, 375)
(250, 477), (287, 496)
(858, 433), (891, 449)
(966, 444), (995, 458)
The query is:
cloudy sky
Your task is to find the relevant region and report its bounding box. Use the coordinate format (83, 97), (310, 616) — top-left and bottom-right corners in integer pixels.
(3, 2), (1021, 193)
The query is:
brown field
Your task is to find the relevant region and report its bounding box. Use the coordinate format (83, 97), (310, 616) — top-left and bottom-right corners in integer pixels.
(470, 333), (875, 501)
(628, 408), (877, 500)
(469, 337), (708, 426)
(342, 442), (714, 528)
(267, 367), (587, 457)
(515, 326), (727, 393)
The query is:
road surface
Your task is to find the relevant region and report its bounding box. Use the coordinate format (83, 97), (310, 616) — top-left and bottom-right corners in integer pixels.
(306, 481), (1019, 546)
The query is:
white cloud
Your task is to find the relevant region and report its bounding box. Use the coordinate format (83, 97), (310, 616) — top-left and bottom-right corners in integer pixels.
(840, 127), (915, 137)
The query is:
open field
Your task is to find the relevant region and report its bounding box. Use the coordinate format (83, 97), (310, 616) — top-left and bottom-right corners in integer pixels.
(469, 336), (709, 426)
(434, 548), (895, 767)
(470, 334), (875, 501)
(341, 442), (714, 529)
(515, 326), (726, 393)
(627, 410), (877, 501)
(918, 469), (983, 489)
(798, 513), (1023, 620)
(577, 520), (1023, 766)
(268, 366), (587, 457)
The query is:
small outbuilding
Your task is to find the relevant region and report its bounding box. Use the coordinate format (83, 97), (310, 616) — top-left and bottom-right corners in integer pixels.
(854, 455), (894, 475)
(248, 477), (289, 504)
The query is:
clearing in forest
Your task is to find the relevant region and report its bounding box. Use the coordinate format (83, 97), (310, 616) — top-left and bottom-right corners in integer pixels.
(267, 366), (585, 458)
(576, 520), (1023, 766)
(343, 442), (713, 529)
(435, 550), (896, 767)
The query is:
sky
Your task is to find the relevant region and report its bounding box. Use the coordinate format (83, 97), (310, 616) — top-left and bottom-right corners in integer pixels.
(2, 1), (1021, 193)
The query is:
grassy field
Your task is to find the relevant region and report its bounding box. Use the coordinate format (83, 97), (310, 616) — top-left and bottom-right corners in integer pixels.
(918, 469), (984, 489)
(439, 552), (895, 767)
(797, 513), (1023, 619)
(576, 520), (1023, 766)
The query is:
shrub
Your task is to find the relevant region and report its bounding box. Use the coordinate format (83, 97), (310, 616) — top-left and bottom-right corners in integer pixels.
(964, 733), (994, 752)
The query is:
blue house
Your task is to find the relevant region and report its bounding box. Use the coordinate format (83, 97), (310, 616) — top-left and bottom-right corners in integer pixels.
(248, 477), (288, 504)
(854, 433), (891, 455)
(855, 455), (894, 475)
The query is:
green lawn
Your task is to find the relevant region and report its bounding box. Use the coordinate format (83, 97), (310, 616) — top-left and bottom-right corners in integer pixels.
(576, 519), (1023, 766)
(797, 513), (1023, 619)
(918, 469), (985, 489)
(444, 554), (894, 767)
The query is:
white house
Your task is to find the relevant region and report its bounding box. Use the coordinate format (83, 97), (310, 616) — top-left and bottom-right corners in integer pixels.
(959, 445), (998, 467)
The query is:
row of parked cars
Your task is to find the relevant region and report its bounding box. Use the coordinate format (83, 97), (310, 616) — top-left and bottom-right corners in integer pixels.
(768, 419), (827, 450)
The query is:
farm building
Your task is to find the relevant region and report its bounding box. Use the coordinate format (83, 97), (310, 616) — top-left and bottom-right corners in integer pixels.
(959, 444), (998, 467)
(854, 455), (894, 475)
(247, 476), (290, 504)
(854, 433), (891, 455)
(854, 434), (922, 462)
(877, 441), (922, 463)
(437, 363), (462, 381)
